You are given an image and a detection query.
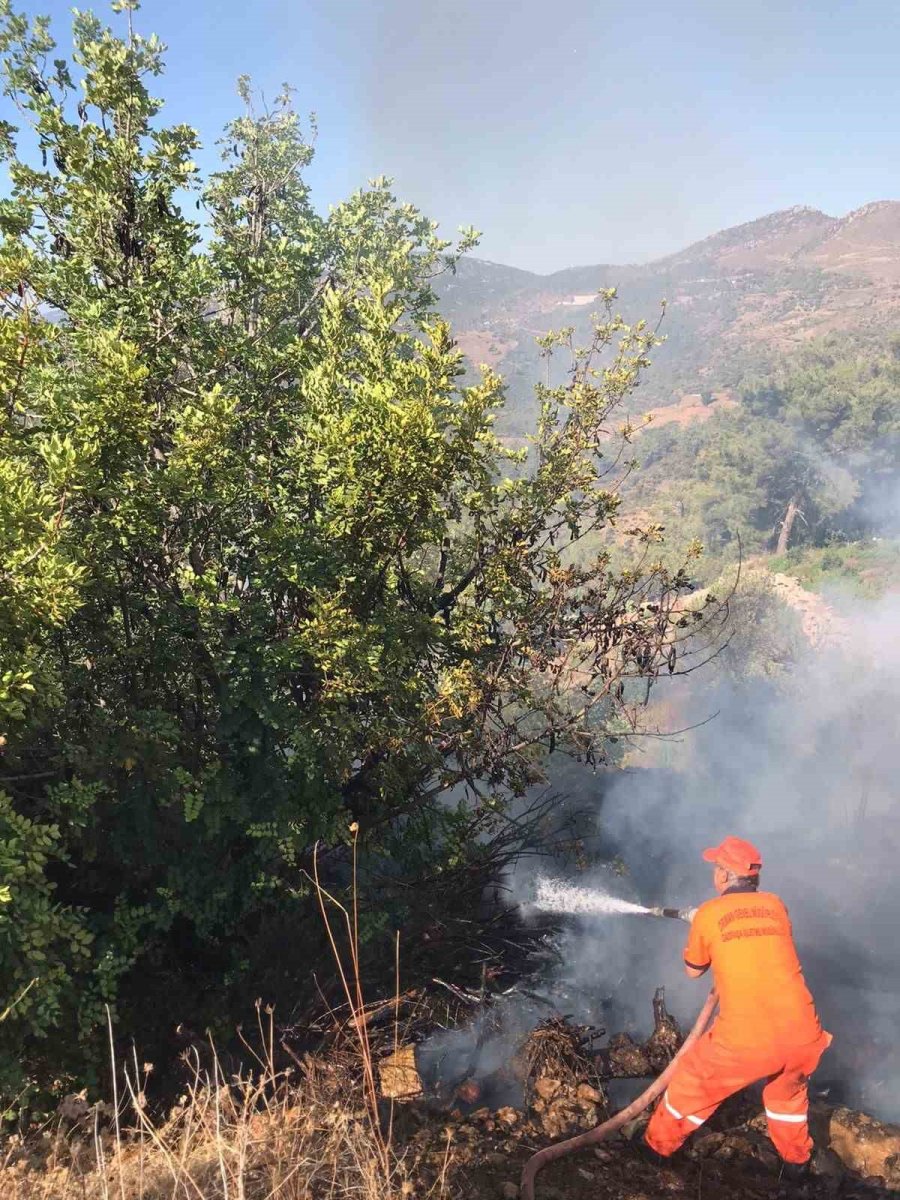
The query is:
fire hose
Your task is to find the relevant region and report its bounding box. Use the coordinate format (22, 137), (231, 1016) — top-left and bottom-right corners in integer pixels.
(520, 989), (718, 1200)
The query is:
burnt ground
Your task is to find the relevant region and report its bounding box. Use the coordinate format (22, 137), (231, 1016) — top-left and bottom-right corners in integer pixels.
(365, 996), (900, 1200)
(394, 1097), (899, 1200)
(274, 903), (900, 1200)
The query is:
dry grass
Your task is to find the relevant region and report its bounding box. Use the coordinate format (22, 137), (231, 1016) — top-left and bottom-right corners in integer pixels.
(0, 838), (455, 1200)
(0, 1019), (452, 1200)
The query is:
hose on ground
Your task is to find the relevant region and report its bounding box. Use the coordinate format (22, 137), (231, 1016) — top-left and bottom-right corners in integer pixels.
(520, 989), (718, 1200)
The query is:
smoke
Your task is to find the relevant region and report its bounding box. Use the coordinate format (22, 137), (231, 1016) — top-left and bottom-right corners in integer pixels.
(416, 553), (900, 1123)
(515, 582), (900, 1121)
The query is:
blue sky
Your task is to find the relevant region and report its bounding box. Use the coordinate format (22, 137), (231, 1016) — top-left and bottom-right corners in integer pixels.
(8, 0), (900, 272)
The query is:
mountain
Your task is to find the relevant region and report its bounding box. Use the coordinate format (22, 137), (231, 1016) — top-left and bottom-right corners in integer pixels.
(436, 202), (900, 433)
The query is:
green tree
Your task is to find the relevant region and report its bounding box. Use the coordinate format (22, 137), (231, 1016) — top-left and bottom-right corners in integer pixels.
(0, 2), (715, 1102)
(628, 334), (900, 564)
(693, 411), (857, 554)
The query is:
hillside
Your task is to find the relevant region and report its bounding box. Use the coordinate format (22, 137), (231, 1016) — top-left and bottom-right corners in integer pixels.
(437, 202), (900, 433)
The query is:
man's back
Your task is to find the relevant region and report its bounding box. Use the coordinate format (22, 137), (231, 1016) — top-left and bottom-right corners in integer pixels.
(684, 888), (822, 1050)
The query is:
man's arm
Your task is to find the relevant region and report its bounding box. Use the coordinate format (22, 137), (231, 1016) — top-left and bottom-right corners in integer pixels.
(683, 908), (710, 979)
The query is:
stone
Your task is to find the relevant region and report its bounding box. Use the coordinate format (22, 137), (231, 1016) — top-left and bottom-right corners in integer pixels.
(377, 1045), (422, 1100)
(691, 1132), (725, 1159)
(482, 1152), (508, 1167)
(533, 1077), (561, 1101)
(828, 1105), (900, 1183)
(716, 1134), (756, 1160)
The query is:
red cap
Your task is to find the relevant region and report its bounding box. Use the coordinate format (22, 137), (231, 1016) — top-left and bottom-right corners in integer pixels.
(702, 836), (762, 876)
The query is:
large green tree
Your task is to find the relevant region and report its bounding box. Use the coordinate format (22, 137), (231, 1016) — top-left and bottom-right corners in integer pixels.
(0, 2), (713, 1102)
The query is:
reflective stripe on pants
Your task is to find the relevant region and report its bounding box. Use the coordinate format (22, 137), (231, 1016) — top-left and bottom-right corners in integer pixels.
(645, 1028), (830, 1164)
(663, 1091), (705, 1125)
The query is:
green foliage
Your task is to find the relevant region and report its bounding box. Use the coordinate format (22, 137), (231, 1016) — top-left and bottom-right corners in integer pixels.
(0, 3), (713, 1106)
(628, 336), (900, 567)
(691, 567), (806, 681)
(770, 538), (900, 599)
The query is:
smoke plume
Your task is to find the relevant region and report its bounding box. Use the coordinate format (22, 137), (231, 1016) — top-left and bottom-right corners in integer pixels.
(516, 581), (900, 1121)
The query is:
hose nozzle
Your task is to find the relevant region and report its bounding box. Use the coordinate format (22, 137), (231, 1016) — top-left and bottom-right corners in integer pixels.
(648, 905), (697, 923)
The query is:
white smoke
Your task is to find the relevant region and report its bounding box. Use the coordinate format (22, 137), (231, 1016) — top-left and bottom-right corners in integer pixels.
(521, 584), (900, 1120)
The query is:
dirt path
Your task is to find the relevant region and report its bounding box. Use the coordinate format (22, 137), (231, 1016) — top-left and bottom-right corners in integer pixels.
(765, 571), (850, 648)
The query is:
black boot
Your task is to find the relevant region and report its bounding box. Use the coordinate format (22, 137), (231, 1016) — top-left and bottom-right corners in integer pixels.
(809, 1146), (844, 1180)
(780, 1147), (843, 1186)
(780, 1159), (810, 1183)
(639, 1136), (673, 1169)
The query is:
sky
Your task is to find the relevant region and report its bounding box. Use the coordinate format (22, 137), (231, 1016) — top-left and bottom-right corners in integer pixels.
(9, 0), (900, 273)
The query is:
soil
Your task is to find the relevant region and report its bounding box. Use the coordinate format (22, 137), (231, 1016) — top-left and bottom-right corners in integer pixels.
(378, 1005), (900, 1200)
(396, 1098), (899, 1200)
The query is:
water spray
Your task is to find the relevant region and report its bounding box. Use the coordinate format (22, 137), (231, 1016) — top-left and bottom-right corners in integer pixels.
(533, 877), (696, 923)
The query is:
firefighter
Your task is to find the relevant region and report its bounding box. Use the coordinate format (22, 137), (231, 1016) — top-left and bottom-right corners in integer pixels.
(643, 836), (833, 1178)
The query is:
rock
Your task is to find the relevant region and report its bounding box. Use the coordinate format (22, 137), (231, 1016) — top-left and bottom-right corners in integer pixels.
(378, 1045), (422, 1100)
(828, 1105), (900, 1183)
(593, 1147), (613, 1162)
(533, 1077), (561, 1101)
(498, 1183), (519, 1200)
(482, 1152), (508, 1167)
(537, 1090), (603, 1138)
(495, 1107), (519, 1128)
(690, 1132), (724, 1159)
(576, 1082), (603, 1104)
(713, 1133), (756, 1162)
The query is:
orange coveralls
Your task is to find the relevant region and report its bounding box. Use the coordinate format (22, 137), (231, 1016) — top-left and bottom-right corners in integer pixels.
(645, 887), (831, 1164)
